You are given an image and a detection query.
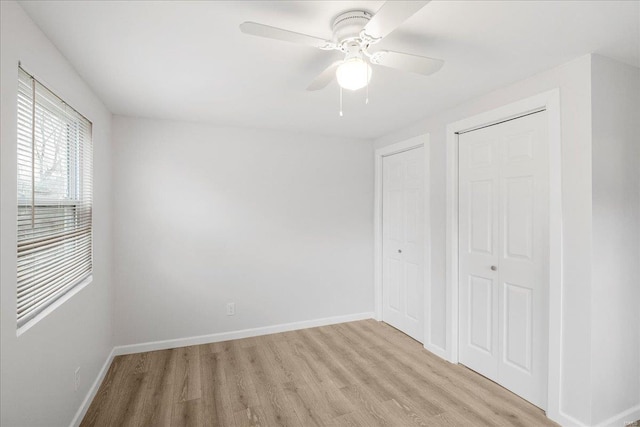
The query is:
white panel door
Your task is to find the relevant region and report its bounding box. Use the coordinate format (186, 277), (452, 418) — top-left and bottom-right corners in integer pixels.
(458, 112), (548, 409)
(382, 147), (424, 342)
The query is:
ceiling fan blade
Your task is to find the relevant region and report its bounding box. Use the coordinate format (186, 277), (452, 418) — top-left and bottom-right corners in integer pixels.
(363, 1), (430, 40)
(240, 22), (332, 49)
(307, 61), (342, 91)
(372, 50), (444, 76)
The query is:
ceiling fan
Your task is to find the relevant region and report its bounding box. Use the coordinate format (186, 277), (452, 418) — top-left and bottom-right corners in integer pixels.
(239, 1), (443, 92)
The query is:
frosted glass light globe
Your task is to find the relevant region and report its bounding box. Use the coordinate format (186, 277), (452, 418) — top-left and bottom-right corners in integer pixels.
(336, 57), (372, 91)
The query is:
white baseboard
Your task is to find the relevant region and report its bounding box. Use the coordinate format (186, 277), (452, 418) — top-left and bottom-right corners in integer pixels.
(69, 347), (116, 427)
(546, 410), (588, 427)
(596, 403), (640, 427)
(546, 403), (640, 427)
(423, 341), (449, 362)
(112, 311), (375, 356)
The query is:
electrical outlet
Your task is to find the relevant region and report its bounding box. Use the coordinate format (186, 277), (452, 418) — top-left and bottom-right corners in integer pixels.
(74, 367), (80, 391)
(226, 302), (235, 316)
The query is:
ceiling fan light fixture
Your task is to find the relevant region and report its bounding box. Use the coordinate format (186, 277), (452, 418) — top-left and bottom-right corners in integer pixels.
(336, 57), (372, 91)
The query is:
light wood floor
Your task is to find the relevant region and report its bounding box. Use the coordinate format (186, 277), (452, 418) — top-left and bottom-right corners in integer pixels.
(81, 320), (556, 426)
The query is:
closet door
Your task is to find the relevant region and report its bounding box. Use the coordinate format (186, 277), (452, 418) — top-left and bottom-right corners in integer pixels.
(459, 112), (548, 409)
(382, 147), (424, 342)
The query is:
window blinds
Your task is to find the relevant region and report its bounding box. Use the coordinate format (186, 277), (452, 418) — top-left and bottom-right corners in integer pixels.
(17, 67), (93, 327)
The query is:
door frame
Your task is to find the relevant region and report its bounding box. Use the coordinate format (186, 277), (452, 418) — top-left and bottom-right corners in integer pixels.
(445, 90), (562, 419)
(374, 134), (430, 344)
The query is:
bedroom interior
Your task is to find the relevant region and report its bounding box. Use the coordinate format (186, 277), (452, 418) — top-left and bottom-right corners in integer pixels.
(0, 1), (639, 426)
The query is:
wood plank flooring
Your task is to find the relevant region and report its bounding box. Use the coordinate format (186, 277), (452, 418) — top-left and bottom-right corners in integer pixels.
(81, 320), (557, 426)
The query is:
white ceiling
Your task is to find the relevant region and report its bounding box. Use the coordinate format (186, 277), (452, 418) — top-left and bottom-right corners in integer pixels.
(19, 0), (640, 140)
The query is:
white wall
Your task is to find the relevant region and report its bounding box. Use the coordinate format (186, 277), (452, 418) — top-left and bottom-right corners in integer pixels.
(0, 2), (113, 426)
(590, 55), (640, 425)
(112, 117), (374, 346)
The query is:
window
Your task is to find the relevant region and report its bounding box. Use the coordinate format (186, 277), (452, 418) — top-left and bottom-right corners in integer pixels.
(17, 67), (93, 328)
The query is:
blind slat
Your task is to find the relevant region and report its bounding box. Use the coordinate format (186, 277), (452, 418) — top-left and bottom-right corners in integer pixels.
(18, 238), (92, 275)
(18, 256), (92, 296)
(17, 264), (92, 319)
(18, 227), (91, 253)
(18, 239), (93, 277)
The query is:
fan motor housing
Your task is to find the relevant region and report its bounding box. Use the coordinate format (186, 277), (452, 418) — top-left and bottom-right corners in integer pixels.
(332, 10), (372, 43)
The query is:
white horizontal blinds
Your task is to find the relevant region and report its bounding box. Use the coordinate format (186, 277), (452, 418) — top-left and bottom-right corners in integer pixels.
(17, 67), (93, 327)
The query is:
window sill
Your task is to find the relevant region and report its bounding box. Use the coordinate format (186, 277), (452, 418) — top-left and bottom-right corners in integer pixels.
(17, 275), (93, 337)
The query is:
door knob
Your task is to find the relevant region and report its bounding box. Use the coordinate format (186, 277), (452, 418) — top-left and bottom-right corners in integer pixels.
(491, 265), (497, 271)
(398, 249), (402, 253)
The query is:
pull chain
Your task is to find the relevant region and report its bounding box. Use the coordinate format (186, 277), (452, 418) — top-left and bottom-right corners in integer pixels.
(339, 86), (343, 117)
(365, 62), (370, 105)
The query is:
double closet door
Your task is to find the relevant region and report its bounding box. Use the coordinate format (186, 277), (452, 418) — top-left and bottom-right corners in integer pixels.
(458, 111), (549, 409)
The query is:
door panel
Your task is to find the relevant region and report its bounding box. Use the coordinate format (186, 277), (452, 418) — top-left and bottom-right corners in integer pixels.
(504, 282), (533, 372)
(506, 131), (534, 161)
(470, 141), (494, 168)
(382, 147), (424, 342)
(504, 176), (534, 260)
(469, 275), (493, 354)
(405, 262), (420, 321)
(386, 258), (402, 311)
(503, 283), (533, 373)
(405, 189), (420, 242)
(459, 112), (548, 409)
(470, 180), (494, 254)
(459, 128), (500, 381)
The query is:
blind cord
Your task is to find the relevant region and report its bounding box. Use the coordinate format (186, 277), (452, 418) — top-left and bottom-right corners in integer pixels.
(30, 77), (36, 229)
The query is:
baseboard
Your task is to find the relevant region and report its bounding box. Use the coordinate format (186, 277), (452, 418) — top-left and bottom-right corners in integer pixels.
(112, 311), (376, 356)
(546, 403), (640, 427)
(596, 403), (640, 427)
(546, 409), (588, 427)
(423, 341), (449, 362)
(69, 347), (116, 427)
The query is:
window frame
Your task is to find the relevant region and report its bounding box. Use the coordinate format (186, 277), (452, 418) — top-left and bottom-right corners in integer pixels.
(16, 66), (94, 334)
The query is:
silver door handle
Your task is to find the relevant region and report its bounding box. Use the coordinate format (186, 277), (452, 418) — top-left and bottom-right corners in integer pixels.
(491, 265), (497, 271)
